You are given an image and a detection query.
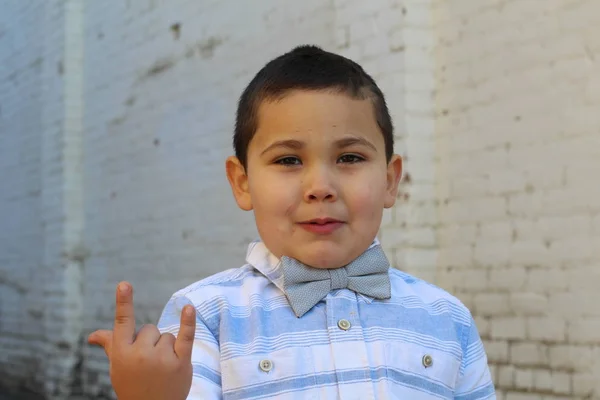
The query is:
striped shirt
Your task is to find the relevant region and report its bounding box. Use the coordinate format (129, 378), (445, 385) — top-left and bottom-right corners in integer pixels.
(157, 239), (496, 399)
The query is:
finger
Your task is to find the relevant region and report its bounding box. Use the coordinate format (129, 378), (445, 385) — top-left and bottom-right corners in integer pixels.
(134, 324), (161, 347)
(113, 281), (136, 345)
(156, 332), (176, 351)
(174, 305), (196, 361)
(88, 330), (113, 357)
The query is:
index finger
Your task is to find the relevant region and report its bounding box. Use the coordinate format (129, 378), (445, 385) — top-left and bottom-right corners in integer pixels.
(113, 281), (136, 345)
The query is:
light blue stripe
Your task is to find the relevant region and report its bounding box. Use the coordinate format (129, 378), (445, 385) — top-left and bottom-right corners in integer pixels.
(454, 382), (496, 400)
(192, 364), (222, 387)
(223, 367), (454, 399)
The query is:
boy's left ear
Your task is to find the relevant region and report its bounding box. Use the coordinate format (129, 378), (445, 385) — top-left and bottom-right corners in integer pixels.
(384, 154), (403, 208)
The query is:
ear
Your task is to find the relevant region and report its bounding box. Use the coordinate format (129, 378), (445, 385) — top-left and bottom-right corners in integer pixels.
(225, 156), (253, 211)
(384, 154), (403, 209)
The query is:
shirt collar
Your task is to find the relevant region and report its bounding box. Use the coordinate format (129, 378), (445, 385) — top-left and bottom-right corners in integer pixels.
(245, 237), (382, 302)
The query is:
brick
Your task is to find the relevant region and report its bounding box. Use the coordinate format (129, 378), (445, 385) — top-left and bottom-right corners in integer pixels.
(473, 293), (510, 317)
(527, 268), (569, 293)
(571, 373), (596, 397)
(514, 368), (534, 391)
(498, 365), (516, 388)
(509, 293), (548, 316)
(567, 318), (600, 344)
(510, 343), (548, 366)
(505, 392), (542, 400)
(438, 245), (473, 268)
(474, 316), (490, 338)
(551, 371), (572, 395)
(491, 317), (527, 340)
(490, 267), (527, 291)
(437, 224), (477, 246)
(473, 240), (510, 267)
(483, 340), (509, 363)
(527, 317), (566, 342)
(549, 292), (600, 319)
(533, 369), (552, 392)
(548, 345), (594, 372)
(510, 240), (551, 266)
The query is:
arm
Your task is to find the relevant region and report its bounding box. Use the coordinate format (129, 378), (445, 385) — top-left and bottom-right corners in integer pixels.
(454, 317), (496, 400)
(157, 295), (222, 400)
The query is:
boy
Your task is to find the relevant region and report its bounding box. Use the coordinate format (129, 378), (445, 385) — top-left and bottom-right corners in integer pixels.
(89, 45), (496, 399)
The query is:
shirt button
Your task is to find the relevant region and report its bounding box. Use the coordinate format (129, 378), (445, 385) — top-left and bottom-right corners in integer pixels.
(337, 319), (351, 331)
(422, 354), (433, 368)
(259, 359), (273, 372)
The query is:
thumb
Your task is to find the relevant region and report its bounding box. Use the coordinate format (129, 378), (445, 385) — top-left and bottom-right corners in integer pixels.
(174, 305), (196, 362)
(88, 329), (113, 357)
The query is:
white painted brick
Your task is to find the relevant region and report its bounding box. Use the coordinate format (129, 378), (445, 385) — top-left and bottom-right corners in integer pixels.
(498, 365), (516, 388)
(509, 293), (548, 316)
(571, 373), (596, 398)
(491, 317), (527, 340)
(444, 197), (507, 224)
(527, 268), (569, 293)
(527, 317), (566, 342)
(473, 293), (510, 317)
(514, 368), (534, 391)
(567, 319), (600, 344)
(473, 241), (510, 267)
(548, 292), (599, 319)
(505, 393), (542, 400)
(490, 267), (527, 291)
(551, 371), (572, 395)
(509, 240), (550, 266)
(549, 345), (594, 372)
(488, 170), (528, 195)
(533, 369), (553, 392)
(483, 340), (509, 363)
(510, 343), (548, 366)
(438, 224), (477, 246)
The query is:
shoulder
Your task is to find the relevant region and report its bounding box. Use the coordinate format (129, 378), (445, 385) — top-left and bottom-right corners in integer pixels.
(389, 268), (473, 325)
(166, 264), (280, 317)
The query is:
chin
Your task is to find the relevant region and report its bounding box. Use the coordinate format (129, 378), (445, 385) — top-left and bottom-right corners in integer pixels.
(296, 246), (348, 269)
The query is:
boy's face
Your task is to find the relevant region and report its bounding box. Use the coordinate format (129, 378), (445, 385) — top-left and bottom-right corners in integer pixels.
(226, 90), (403, 269)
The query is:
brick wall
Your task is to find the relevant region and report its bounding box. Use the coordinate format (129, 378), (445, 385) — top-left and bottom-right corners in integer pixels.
(0, 0), (46, 392)
(433, 1), (600, 399)
(2, 0), (600, 398)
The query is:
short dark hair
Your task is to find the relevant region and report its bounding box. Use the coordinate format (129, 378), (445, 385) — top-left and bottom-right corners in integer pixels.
(233, 45), (394, 169)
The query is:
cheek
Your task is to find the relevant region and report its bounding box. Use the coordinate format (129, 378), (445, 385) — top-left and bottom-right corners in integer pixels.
(250, 173), (300, 216)
(345, 175), (386, 217)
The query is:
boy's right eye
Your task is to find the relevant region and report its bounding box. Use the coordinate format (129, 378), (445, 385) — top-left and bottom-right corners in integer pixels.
(275, 156), (301, 166)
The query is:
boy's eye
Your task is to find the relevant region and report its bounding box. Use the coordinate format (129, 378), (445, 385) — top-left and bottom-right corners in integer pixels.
(275, 156), (301, 166)
(338, 154), (364, 164)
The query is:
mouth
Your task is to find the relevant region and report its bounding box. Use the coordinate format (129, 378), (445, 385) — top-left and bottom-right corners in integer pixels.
(297, 218), (345, 235)
(298, 217), (344, 225)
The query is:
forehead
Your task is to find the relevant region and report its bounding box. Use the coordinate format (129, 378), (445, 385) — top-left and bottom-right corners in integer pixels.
(252, 90), (383, 147)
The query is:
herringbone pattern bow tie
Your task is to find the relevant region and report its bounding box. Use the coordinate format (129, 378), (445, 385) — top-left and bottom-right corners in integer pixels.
(281, 245), (391, 317)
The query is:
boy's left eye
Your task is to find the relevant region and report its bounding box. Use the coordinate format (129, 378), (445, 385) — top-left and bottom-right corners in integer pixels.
(338, 154), (365, 164)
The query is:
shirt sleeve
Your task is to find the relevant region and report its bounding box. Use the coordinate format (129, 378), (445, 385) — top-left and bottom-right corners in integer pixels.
(157, 294), (222, 400)
(454, 316), (496, 400)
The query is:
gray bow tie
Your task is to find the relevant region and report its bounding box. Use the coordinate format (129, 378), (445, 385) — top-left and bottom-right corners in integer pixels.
(281, 245), (391, 317)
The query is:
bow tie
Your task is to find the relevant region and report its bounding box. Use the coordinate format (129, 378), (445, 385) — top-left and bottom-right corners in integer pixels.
(281, 245), (391, 317)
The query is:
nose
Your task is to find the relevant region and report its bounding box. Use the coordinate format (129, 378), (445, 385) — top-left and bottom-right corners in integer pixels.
(303, 165), (337, 203)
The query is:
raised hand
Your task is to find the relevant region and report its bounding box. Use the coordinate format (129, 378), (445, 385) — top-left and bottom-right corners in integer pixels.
(88, 282), (196, 400)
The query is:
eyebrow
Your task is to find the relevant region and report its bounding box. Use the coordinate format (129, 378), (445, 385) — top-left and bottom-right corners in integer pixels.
(260, 136), (377, 156)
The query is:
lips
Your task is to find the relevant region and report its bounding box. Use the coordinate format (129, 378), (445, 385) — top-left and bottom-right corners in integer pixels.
(300, 217), (343, 225)
(297, 218), (344, 235)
